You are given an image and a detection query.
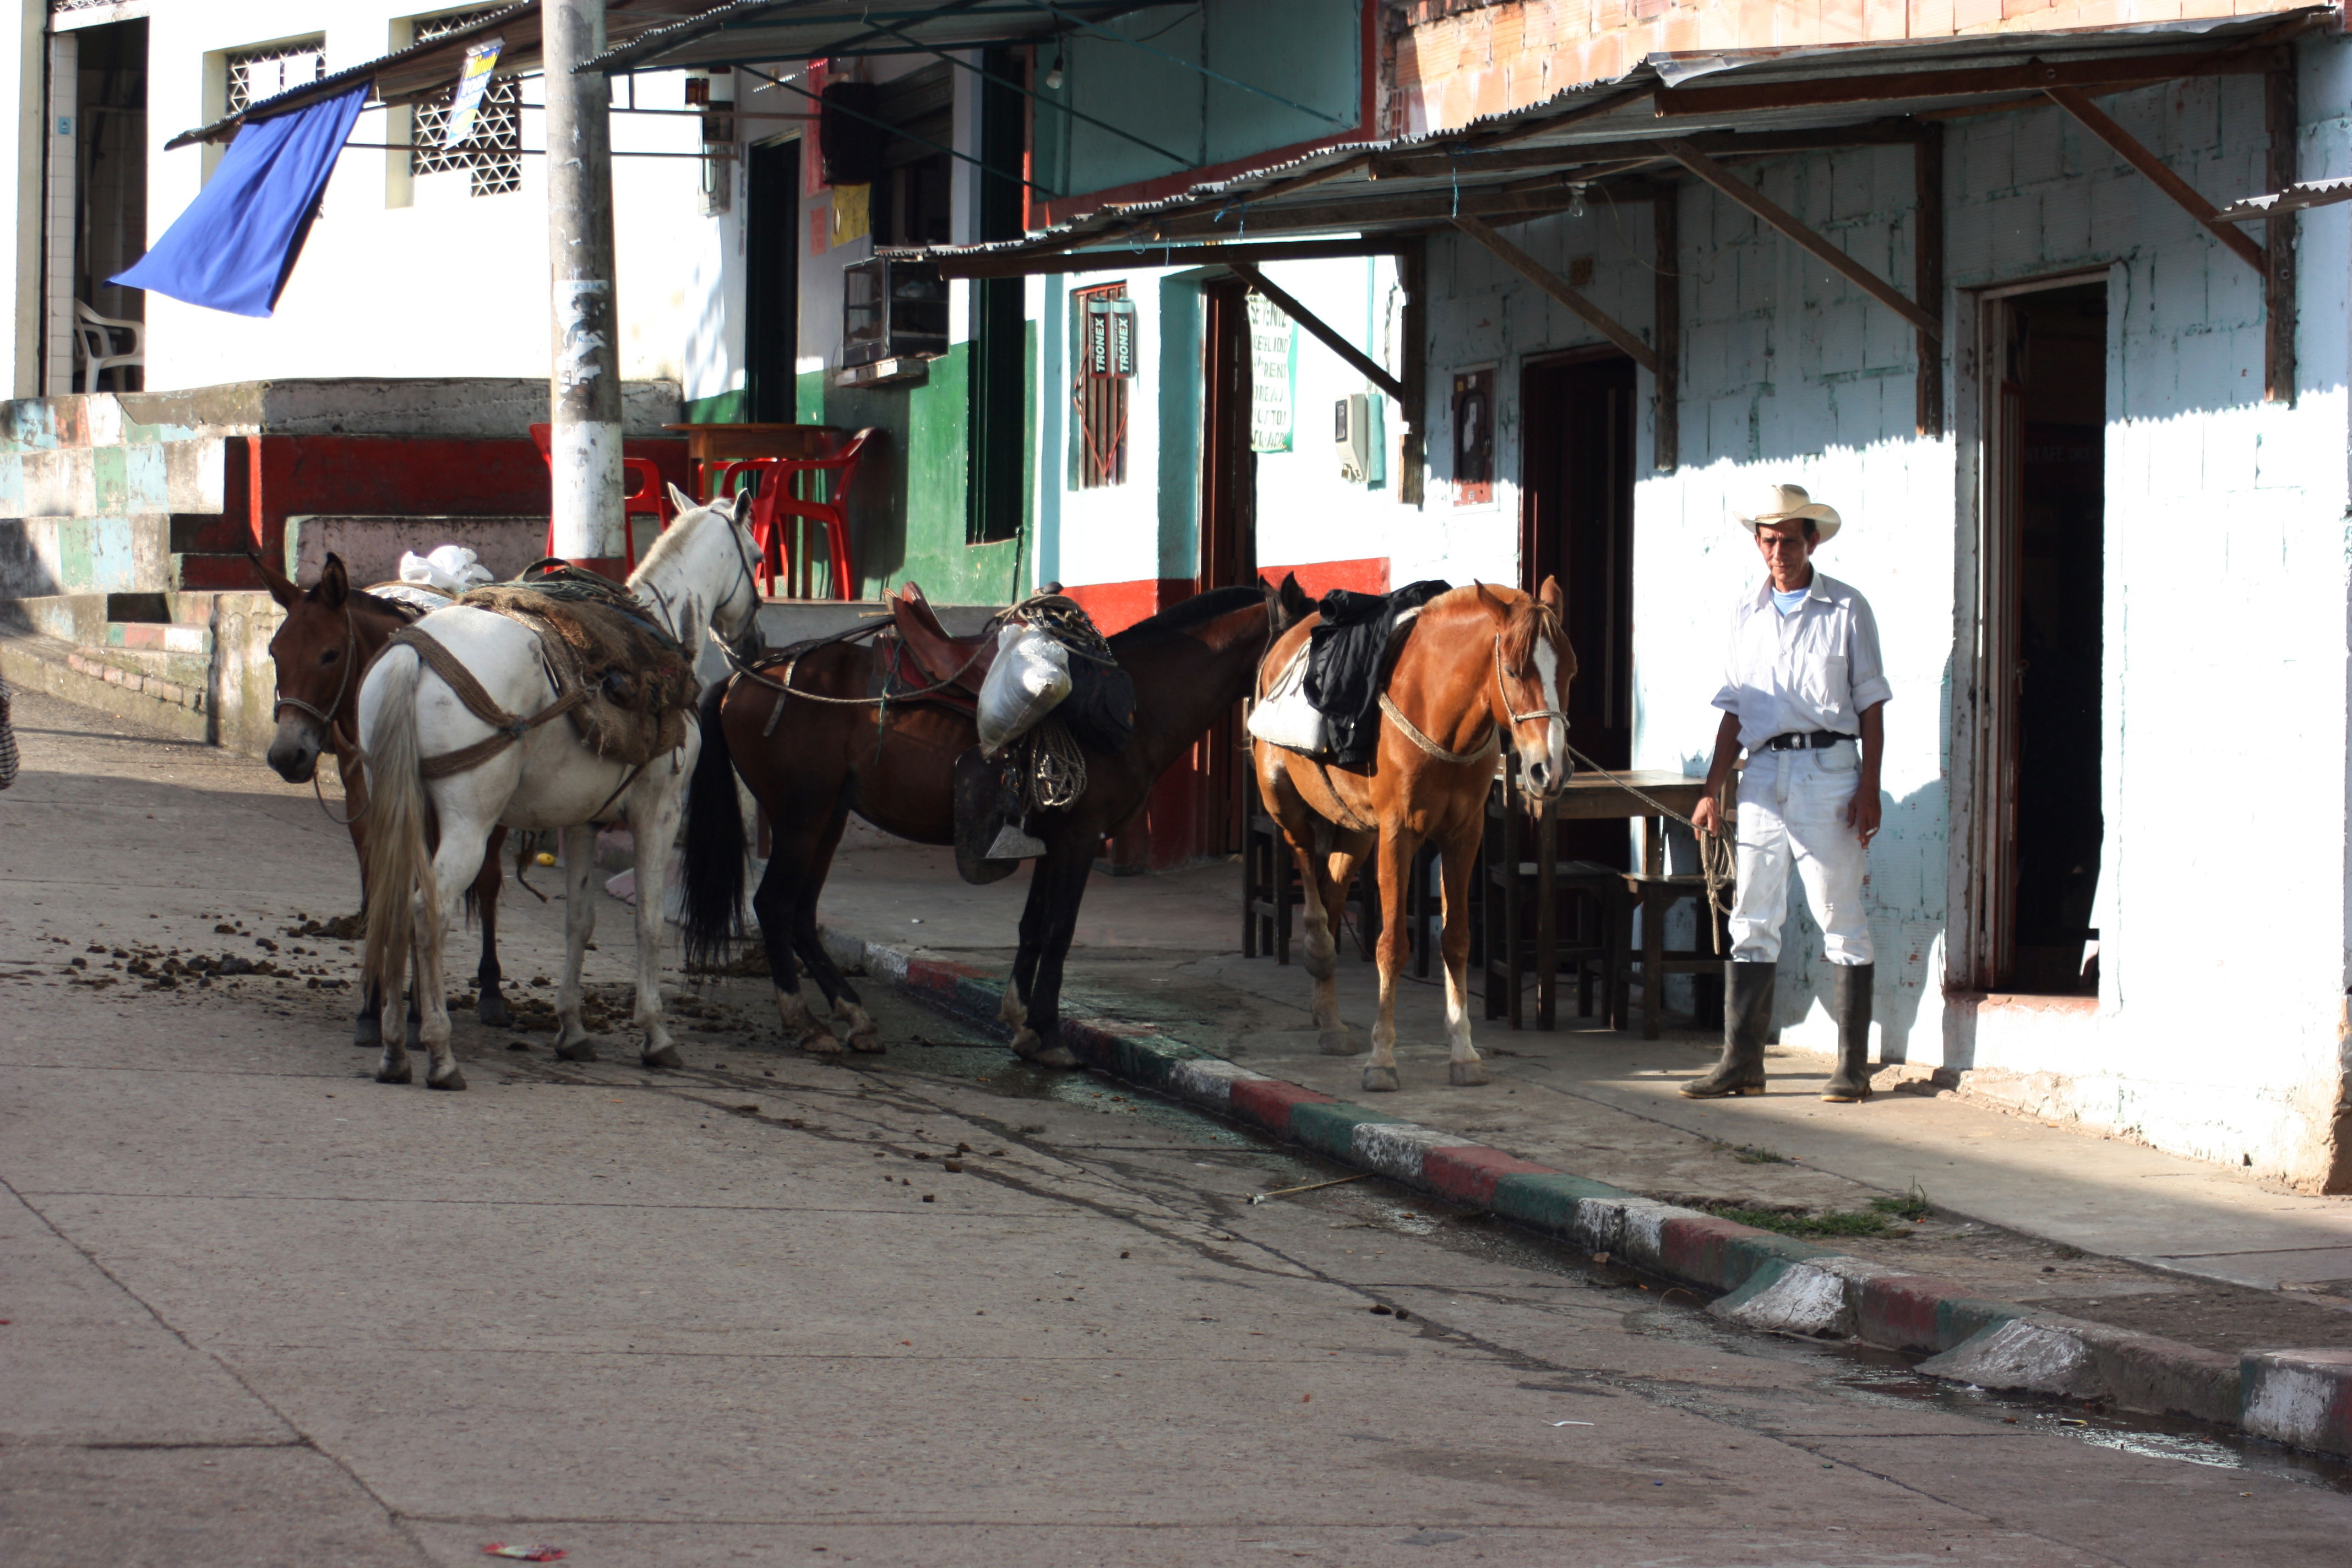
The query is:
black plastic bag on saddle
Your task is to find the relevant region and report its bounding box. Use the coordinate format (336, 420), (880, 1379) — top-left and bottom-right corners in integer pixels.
(1304, 579), (1452, 767)
(951, 748), (1031, 886)
(1058, 656), (1136, 754)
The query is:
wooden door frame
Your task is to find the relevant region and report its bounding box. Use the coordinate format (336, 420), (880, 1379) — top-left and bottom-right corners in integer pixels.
(1517, 346), (1636, 747)
(1951, 265), (2112, 993)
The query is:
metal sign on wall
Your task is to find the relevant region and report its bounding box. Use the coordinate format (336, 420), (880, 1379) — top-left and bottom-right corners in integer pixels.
(1085, 295), (1136, 378)
(1248, 292), (1295, 453)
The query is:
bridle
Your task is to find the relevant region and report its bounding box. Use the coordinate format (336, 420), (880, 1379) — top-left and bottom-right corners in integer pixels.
(640, 505), (765, 663)
(1491, 633), (1569, 734)
(272, 600), (367, 750)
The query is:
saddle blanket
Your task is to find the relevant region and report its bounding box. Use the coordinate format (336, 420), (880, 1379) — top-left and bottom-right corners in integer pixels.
(457, 569), (698, 769)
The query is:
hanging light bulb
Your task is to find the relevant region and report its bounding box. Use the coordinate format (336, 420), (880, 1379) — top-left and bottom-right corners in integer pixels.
(1045, 45), (1065, 91)
(1567, 182), (1588, 220)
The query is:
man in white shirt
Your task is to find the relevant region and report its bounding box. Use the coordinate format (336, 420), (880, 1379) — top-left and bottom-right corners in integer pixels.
(1685, 484), (1890, 1103)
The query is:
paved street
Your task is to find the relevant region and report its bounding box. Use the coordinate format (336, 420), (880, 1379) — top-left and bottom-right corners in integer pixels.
(6, 687), (2352, 1567)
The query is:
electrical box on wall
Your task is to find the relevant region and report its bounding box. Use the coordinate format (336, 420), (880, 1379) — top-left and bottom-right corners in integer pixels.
(1334, 393), (1385, 486)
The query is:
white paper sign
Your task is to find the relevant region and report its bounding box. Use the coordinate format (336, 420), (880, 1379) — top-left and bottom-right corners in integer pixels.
(1248, 292), (1295, 454)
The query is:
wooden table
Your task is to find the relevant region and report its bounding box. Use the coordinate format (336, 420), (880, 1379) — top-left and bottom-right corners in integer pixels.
(661, 423), (843, 499)
(1514, 769), (1722, 1037)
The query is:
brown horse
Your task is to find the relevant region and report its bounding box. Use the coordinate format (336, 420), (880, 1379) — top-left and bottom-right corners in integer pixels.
(254, 552), (510, 1046)
(1254, 581), (1574, 1092)
(680, 578), (1311, 1065)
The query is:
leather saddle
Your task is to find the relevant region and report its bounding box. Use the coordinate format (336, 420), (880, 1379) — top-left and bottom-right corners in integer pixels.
(886, 581), (999, 696)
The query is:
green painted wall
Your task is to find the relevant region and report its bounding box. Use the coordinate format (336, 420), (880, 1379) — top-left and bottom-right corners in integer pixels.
(801, 334), (1034, 606)
(682, 389), (748, 423)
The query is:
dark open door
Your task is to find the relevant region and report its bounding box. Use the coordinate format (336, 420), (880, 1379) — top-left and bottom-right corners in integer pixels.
(743, 139), (799, 422)
(1193, 277), (1257, 859)
(1520, 350), (1635, 865)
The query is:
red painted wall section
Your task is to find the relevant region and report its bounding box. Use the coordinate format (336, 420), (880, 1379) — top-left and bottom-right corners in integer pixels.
(239, 435), (690, 559)
(1257, 556), (1391, 600)
(1059, 577), (1197, 636)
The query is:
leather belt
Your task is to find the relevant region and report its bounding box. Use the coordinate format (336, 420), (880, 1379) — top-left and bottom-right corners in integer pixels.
(1762, 729), (1856, 752)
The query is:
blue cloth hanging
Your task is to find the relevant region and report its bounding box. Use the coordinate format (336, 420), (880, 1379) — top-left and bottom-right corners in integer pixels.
(113, 81), (372, 318)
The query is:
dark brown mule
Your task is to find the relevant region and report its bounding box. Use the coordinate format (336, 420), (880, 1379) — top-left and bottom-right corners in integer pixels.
(681, 578), (1311, 1064)
(1254, 581), (1575, 1093)
(254, 552), (510, 1046)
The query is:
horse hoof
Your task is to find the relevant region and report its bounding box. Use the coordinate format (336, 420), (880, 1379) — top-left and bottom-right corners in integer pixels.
(1011, 1028), (1079, 1069)
(847, 1029), (886, 1055)
(477, 993), (513, 1027)
(428, 1069), (468, 1092)
(1319, 1028), (1359, 1057)
(799, 1035), (845, 1057)
(554, 1039), (600, 1063)
(1449, 1059), (1490, 1087)
(641, 1044), (684, 1070)
(375, 1061), (412, 1085)
(1362, 1064), (1401, 1093)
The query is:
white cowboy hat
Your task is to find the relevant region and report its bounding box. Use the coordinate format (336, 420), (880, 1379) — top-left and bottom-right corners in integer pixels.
(1736, 482), (1842, 542)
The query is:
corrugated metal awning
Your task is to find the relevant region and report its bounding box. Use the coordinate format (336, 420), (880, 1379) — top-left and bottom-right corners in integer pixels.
(885, 10), (2326, 273)
(587, 0), (1164, 73)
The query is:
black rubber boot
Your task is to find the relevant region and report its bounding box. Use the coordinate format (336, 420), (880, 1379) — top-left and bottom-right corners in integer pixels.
(1682, 961), (1773, 1098)
(1821, 962), (1875, 1102)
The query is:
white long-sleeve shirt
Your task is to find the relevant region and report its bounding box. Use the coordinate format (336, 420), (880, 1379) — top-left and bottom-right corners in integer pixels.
(1711, 571), (1892, 751)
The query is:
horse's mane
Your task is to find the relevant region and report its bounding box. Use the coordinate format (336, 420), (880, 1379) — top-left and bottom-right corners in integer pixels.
(1424, 583), (1565, 674)
(1110, 583), (1267, 646)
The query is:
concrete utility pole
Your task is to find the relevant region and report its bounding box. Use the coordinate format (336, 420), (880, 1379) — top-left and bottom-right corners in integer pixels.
(543, 0), (623, 571)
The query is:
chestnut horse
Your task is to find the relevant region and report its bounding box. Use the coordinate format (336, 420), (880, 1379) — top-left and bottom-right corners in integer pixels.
(1254, 581), (1574, 1092)
(255, 552), (510, 1045)
(680, 578), (1311, 1065)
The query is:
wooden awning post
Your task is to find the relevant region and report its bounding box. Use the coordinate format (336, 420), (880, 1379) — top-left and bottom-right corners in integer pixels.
(1652, 192), (1680, 473)
(2264, 63), (2298, 406)
(1915, 122), (1946, 439)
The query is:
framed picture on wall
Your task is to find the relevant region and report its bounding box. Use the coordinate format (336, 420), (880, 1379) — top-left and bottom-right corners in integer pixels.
(1451, 367), (1494, 507)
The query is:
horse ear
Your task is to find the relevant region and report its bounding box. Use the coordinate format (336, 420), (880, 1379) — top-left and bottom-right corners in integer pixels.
(667, 481), (695, 516)
(1278, 572), (1311, 622)
(1538, 575), (1565, 617)
(250, 548), (299, 609)
(1472, 578), (1508, 619)
(317, 553), (350, 609)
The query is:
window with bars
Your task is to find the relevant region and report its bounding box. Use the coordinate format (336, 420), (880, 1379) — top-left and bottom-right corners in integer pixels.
(407, 9), (521, 197)
(225, 38), (325, 116)
(1071, 285), (1134, 490)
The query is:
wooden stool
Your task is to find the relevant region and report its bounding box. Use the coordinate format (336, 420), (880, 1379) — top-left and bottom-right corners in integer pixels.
(1479, 768), (1631, 1029)
(1619, 868), (1730, 1039)
(1241, 810), (1381, 965)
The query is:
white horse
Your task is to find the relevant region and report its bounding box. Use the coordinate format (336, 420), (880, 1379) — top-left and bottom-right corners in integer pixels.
(355, 491), (760, 1090)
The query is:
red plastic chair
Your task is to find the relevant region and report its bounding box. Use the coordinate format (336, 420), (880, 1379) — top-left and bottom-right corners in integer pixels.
(527, 422), (676, 571)
(736, 428), (880, 601)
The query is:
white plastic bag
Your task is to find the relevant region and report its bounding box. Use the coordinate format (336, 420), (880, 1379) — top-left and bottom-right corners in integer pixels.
(1245, 647), (1331, 755)
(976, 623), (1072, 756)
(398, 543), (494, 595)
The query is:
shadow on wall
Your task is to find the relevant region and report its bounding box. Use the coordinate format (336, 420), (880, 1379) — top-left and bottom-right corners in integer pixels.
(1768, 770), (1947, 1064)
(0, 525), (65, 599)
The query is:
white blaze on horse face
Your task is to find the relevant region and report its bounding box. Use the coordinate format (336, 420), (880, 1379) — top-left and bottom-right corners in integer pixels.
(1522, 639), (1568, 790)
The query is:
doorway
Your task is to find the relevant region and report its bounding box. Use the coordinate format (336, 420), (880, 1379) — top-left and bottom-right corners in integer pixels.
(1972, 279), (2107, 994)
(53, 19), (147, 396)
(1520, 350), (1635, 867)
(742, 139), (799, 422)
(1191, 276), (1256, 859)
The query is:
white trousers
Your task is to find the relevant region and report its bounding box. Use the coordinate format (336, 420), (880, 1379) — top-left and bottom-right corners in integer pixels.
(1728, 742), (1875, 967)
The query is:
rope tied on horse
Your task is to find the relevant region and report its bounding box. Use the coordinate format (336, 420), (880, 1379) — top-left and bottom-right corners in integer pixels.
(386, 626), (592, 780)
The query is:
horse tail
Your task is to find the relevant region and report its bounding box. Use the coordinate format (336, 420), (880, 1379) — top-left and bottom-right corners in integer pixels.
(679, 678), (747, 970)
(360, 646), (440, 1004)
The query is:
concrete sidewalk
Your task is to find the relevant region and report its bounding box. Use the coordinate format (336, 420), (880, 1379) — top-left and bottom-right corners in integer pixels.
(809, 824), (2352, 1352)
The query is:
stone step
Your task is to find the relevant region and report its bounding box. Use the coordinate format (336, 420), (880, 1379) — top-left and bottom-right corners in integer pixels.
(0, 627), (210, 743)
(103, 619), (212, 655)
(72, 637), (212, 690)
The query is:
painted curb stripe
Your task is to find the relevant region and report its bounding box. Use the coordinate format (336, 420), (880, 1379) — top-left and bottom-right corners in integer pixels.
(1422, 1145), (1559, 1206)
(831, 925), (2352, 1461)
